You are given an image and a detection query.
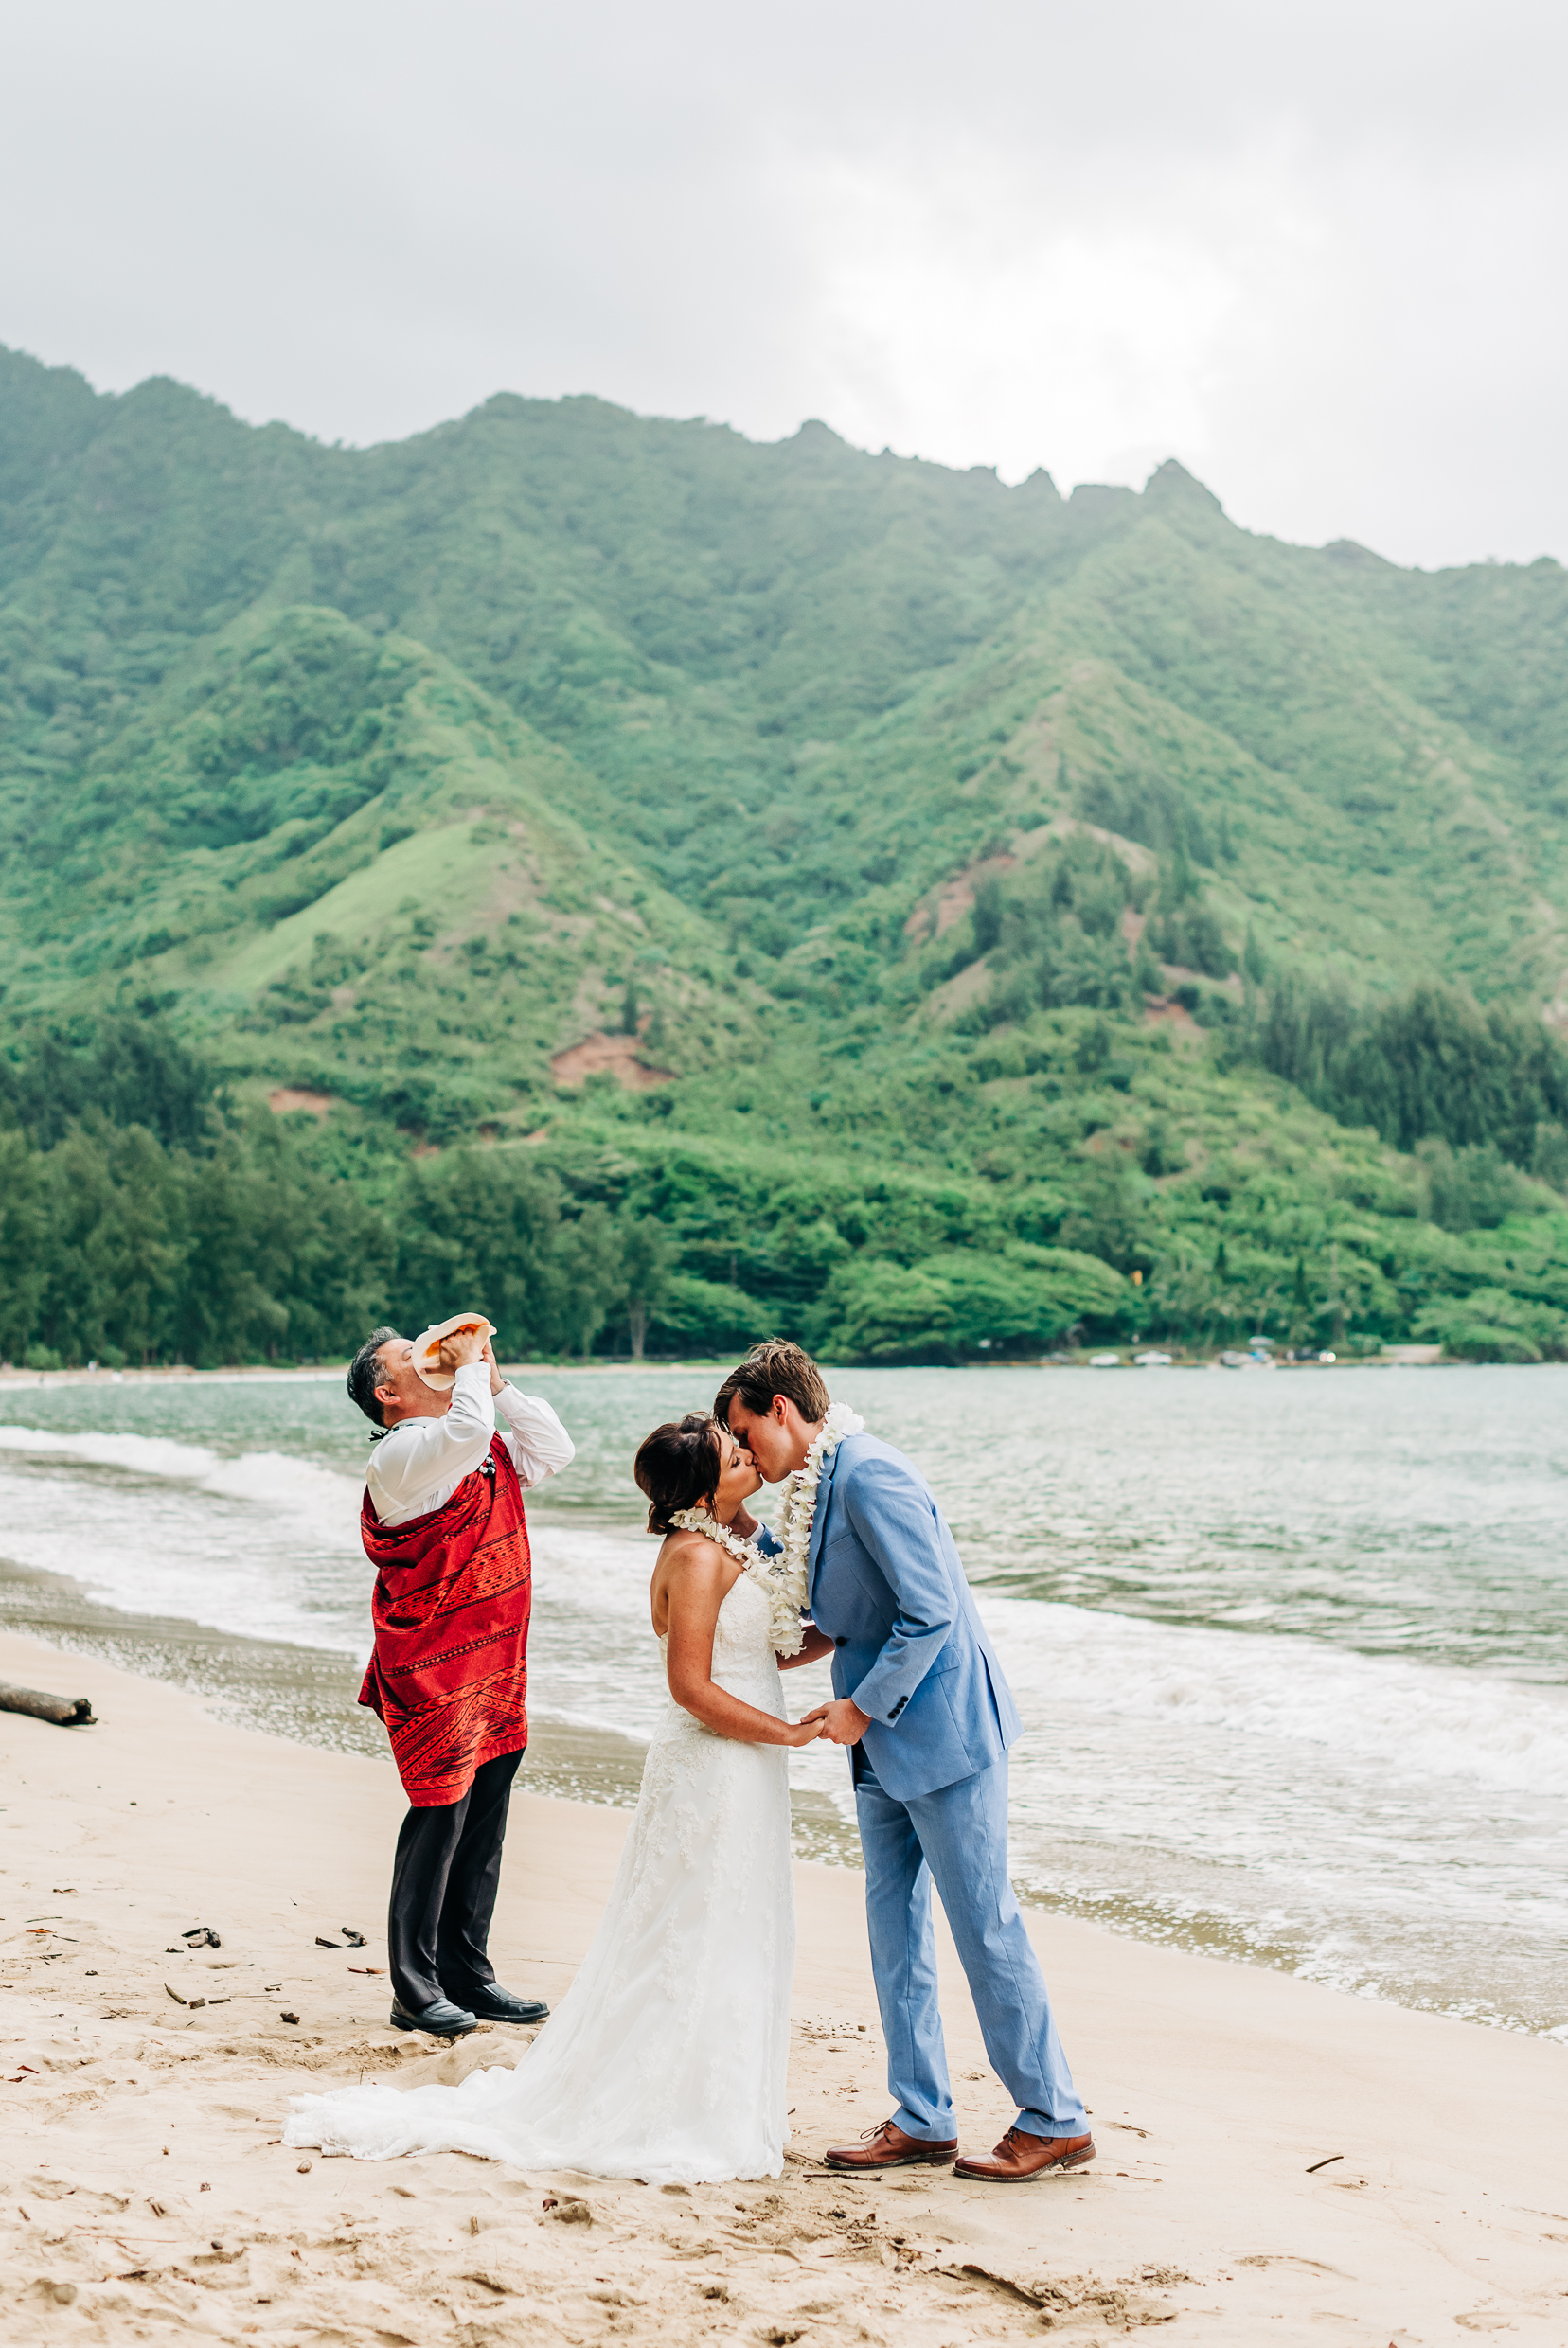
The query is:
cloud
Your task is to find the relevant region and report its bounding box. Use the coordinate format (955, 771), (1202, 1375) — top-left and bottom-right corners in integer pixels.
(2, 0), (1564, 566)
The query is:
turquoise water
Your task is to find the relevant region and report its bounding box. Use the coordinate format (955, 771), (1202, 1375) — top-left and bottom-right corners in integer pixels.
(1, 1361), (1564, 2036)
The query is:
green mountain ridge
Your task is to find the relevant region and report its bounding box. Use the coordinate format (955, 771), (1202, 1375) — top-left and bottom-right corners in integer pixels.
(4, 340), (1568, 1367)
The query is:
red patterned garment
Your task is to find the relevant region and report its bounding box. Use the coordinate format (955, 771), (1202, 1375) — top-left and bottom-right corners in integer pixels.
(358, 1432), (532, 1807)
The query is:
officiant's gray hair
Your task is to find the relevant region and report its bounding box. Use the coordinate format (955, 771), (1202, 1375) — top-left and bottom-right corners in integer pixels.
(717, 1341), (830, 1426)
(348, 1325), (400, 1432)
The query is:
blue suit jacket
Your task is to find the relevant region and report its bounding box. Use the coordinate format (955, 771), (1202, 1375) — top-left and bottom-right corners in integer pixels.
(799, 1431), (1019, 1801)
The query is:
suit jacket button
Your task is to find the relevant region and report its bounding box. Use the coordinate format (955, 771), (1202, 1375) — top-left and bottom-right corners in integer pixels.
(834, 1636), (847, 1646)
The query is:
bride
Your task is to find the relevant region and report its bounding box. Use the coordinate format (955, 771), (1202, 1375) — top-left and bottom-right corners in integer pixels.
(285, 1413), (831, 2184)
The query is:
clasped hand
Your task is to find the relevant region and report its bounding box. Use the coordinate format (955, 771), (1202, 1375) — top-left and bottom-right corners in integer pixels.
(798, 1697), (872, 1748)
(780, 1698), (870, 1747)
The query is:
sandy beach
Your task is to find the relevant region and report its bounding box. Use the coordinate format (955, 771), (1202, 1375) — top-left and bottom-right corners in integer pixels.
(2, 1627), (1564, 2347)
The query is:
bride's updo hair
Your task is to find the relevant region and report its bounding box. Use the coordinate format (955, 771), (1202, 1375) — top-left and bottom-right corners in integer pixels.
(634, 1413), (724, 1535)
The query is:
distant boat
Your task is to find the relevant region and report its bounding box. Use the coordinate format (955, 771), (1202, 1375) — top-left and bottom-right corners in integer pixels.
(1089, 1351), (1121, 1368)
(1134, 1350), (1173, 1367)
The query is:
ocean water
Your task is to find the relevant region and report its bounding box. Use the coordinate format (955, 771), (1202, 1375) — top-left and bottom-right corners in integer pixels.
(1, 1361), (1565, 2037)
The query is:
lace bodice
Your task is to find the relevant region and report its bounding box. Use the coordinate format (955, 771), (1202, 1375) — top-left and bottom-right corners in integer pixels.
(658, 1566), (785, 1723)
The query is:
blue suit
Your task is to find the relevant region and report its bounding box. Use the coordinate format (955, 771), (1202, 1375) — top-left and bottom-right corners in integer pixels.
(804, 1431), (1085, 2143)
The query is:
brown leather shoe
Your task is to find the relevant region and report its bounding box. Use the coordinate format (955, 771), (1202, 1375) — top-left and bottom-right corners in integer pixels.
(953, 2126), (1096, 2182)
(824, 2118), (959, 2171)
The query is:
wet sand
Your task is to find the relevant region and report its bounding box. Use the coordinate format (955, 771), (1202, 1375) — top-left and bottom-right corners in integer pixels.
(0, 1556), (858, 1846)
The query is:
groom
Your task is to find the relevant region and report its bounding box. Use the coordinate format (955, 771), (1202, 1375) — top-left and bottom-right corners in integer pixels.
(720, 1340), (1093, 2182)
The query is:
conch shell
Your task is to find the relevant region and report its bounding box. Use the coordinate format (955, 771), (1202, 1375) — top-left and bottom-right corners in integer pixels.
(411, 1312), (497, 1391)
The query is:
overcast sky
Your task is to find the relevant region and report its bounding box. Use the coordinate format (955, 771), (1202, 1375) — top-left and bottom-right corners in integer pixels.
(3, 0), (1564, 570)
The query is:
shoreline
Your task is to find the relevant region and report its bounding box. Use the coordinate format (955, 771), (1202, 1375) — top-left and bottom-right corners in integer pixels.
(0, 1353), (1494, 1392)
(3, 1361), (1563, 2043)
(3, 1555), (1561, 2036)
(0, 1555), (863, 1860)
(2, 1627), (1564, 2344)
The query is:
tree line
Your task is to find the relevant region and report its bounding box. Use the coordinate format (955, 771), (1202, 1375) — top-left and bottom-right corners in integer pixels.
(4, 987), (1568, 1370)
(0, 1114), (691, 1373)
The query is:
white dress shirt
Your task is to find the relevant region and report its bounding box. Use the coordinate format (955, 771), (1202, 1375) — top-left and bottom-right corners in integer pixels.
(366, 1361), (576, 1530)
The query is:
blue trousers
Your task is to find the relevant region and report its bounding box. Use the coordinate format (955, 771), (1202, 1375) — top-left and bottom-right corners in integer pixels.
(854, 1750), (1085, 2141)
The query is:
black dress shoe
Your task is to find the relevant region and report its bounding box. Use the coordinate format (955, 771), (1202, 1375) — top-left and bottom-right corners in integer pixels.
(460, 1985), (551, 2025)
(388, 1997), (477, 2037)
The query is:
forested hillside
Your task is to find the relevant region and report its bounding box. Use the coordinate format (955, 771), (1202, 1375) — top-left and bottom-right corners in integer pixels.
(4, 340), (1568, 1366)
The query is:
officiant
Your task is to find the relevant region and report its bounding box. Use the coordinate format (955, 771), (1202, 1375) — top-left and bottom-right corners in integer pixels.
(347, 1319), (576, 2037)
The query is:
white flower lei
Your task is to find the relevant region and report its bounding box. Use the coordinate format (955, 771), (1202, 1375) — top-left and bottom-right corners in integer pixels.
(668, 1506), (807, 1658)
(775, 1400), (864, 1626)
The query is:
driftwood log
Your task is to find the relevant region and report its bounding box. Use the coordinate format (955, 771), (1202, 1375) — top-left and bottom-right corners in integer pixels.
(0, 1681), (96, 1727)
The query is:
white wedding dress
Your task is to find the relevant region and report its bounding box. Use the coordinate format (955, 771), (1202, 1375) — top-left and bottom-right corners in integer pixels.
(285, 1569), (796, 2184)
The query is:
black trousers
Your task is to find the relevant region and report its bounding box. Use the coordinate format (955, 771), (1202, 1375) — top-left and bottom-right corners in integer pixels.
(388, 1748), (523, 2013)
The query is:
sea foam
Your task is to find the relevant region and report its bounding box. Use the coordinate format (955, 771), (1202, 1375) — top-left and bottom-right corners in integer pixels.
(985, 1592), (1568, 1799)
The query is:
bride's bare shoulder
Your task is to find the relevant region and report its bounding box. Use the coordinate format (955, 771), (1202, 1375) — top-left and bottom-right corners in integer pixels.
(659, 1525), (729, 1574)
